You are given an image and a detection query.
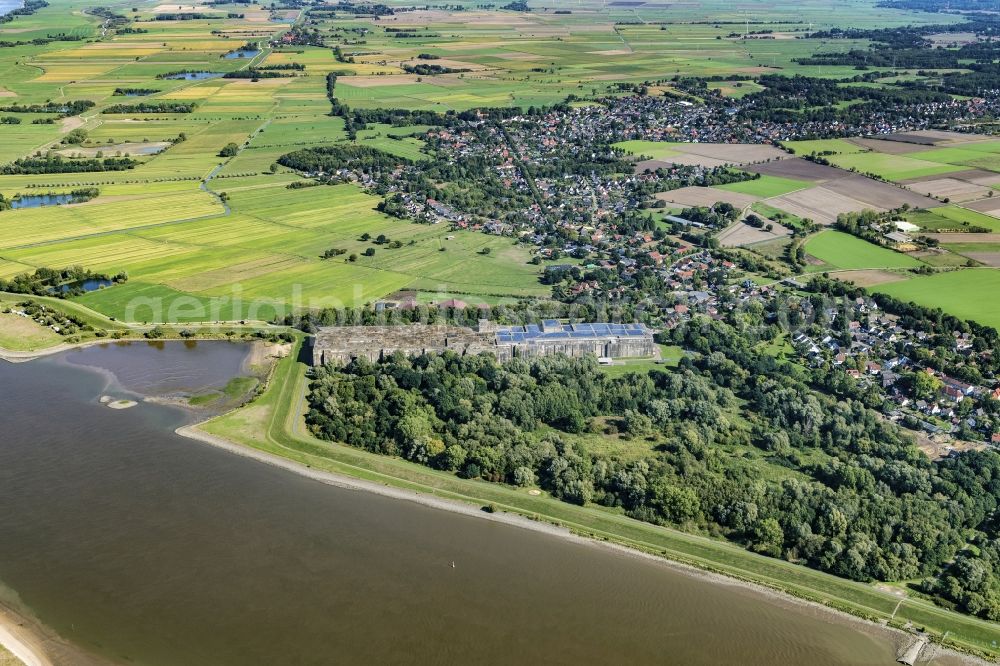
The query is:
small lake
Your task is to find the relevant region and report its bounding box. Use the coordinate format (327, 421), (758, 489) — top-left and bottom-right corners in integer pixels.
(162, 71), (223, 80)
(269, 16), (293, 22)
(54, 278), (113, 294)
(128, 143), (166, 155)
(223, 49), (260, 59)
(10, 194), (79, 209)
(0, 342), (968, 665)
(61, 340), (250, 395)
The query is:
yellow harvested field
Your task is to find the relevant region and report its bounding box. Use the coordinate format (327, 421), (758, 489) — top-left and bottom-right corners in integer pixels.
(0, 192), (224, 250)
(34, 63), (120, 81)
(0, 312), (63, 351)
(169, 255), (306, 292)
(5, 235), (195, 271)
(656, 186), (759, 208)
(0, 259), (34, 279)
(44, 44), (165, 59)
(151, 4), (217, 12)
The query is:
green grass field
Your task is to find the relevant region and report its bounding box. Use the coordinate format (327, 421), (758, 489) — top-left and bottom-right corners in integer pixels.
(804, 230), (923, 270)
(613, 140), (680, 161)
(55, 183), (546, 322)
(828, 152), (966, 182)
(717, 175), (811, 198)
(781, 138), (866, 156)
(872, 269), (1000, 330)
(906, 206), (1000, 232)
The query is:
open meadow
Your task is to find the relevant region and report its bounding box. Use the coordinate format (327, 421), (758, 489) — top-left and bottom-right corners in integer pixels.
(872, 269), (1000, 331)
(804, 230), (924, 270)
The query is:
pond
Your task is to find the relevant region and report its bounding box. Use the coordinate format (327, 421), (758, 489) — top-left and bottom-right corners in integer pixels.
(10, 194), (80, 209)
(128, 143), (167, 155)
(223, 49), (260, 60)
(53, 279), (113, 294)
(162, 71), (224, 80)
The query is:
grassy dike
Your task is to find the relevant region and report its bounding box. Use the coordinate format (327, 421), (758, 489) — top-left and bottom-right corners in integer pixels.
(197, 337), (1000, 660)
(0, 291), (295, 360)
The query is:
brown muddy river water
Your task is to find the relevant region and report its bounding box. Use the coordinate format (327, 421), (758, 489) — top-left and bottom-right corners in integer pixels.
(0, 342), (962, 665)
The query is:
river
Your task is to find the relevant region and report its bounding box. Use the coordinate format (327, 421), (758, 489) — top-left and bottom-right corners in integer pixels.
(0, 342), (966, 665)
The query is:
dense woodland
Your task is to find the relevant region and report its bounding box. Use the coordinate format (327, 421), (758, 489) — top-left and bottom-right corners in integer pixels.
(0, 155), (139, 174)
(0, 100), (94, 117)
(278, 144), (410, 178)
(800, 14), (1000, 97)
(102, 102), (195, 114)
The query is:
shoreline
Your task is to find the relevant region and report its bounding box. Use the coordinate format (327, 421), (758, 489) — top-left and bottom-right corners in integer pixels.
(176, 422), (989, 666)
(0, 336), (267, 365)
(0, 605), (52, 666)
(0, 338), (105, 363)
(0, 335), (277, 365)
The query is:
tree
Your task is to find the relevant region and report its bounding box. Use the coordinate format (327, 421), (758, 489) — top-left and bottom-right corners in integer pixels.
(219, 142), (239, 157)
(909, 370), (943, 400)
(513, 466), (535, 487)
(750, 518), (784, 557)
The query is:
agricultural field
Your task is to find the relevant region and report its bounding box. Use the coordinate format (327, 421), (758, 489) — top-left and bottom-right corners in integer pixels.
(777, 133), (1000, 232)
(782, 138), (867, 156)
(0, 0), (571, 322)
(905, 206), (1000, 232)
(716, 175), (811, 199)
(614, 140), (681, 162)
(873, 269), (1000, 330)
(0, 0), (989, 327)
(62, 183), (547, 322)
(828, 151), (965, 182)
(0, 311), (63, 351)
(803, 230), (923, 270)
(7, 1), (1000, 663)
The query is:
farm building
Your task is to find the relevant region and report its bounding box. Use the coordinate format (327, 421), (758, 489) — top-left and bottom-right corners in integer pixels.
(311, 320), (655, 366)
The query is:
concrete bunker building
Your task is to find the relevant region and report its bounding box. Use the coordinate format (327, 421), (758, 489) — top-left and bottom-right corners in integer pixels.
(312, 320), (655, 366)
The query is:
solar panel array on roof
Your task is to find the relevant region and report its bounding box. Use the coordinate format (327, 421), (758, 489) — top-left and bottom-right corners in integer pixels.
(494, 322), (649, 343)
